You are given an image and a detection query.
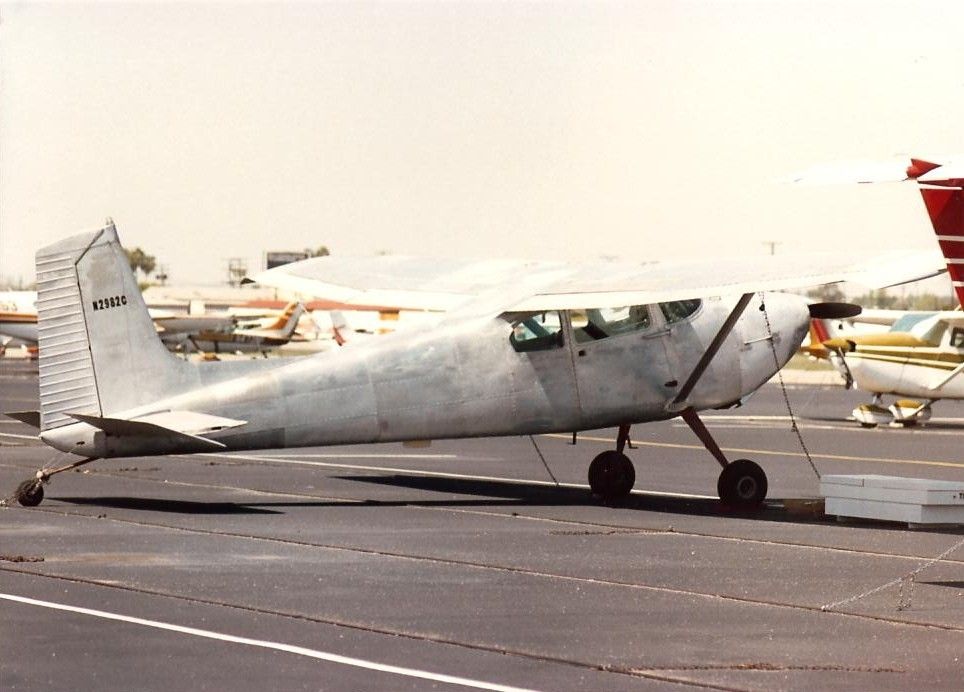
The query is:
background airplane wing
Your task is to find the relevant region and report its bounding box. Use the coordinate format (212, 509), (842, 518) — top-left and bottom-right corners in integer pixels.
(249, 250), (945, 316)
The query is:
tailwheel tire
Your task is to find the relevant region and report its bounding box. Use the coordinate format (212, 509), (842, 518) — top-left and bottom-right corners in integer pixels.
(14, 479), (44, 507)
(588, 450), (635, 501)
(717, 459), (767, 508)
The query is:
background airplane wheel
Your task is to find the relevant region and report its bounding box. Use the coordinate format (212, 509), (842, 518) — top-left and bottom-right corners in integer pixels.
(14, 479), (44, 507)
(588, 450), (635, 501)
(717, 459), (767, 508)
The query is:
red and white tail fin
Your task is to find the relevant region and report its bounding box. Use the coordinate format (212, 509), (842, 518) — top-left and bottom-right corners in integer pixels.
(904, 158), (964, 308)
(803, 318), (833, 359)
(792, 156), (964, 308)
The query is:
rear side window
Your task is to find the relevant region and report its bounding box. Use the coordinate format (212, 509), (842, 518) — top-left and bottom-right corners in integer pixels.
(571, 305), (652, 343)
(509, 312), (565, 352)
(951, 327), (964, 348)
(659, 299), (701, 324)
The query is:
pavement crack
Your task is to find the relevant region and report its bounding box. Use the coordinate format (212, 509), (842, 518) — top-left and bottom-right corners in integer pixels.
(16, 503), (964, 634)
(29, 461), (964, 571)
(646, 663), (904, 673)
(0, 565), (723, 691)
(0, 554), (44, 563)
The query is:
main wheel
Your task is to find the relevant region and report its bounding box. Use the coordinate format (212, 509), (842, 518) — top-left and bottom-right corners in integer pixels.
(717, 459), (767, 508)
(14, 479), (44, 507)
(588, 450), (635, 501)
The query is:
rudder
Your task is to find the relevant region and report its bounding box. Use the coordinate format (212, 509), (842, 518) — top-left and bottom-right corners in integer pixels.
(36, 221), (192, 432)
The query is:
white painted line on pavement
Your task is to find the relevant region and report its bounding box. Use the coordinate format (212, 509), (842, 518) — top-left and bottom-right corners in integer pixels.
(0, 593), (537, 692)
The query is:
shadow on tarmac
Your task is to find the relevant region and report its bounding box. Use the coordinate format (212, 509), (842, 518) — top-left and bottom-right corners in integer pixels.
(52, 475), (964, 534)
(49, 475), (809, 525)
(56, 497), (284, 515)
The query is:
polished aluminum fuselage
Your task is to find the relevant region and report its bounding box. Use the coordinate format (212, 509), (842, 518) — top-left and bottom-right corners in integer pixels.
(42, 293), (809, 458)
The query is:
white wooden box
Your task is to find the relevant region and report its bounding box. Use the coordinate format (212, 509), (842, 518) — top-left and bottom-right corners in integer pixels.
(820, 474), (964, 526)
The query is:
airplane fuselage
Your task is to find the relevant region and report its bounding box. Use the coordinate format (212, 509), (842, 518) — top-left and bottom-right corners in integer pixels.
(846, 347), (964, 399)
(41, 293), (809, 458)
(830, 313), (964, 401)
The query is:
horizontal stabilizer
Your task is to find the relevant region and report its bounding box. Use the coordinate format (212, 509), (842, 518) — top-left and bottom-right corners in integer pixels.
(131, 410), (247, 436)
(5, 410), (40, 428)
(66, 412), (243, 451)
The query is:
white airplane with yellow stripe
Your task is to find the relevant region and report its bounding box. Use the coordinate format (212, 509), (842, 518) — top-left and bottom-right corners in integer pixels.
(797, 158), (964, 426)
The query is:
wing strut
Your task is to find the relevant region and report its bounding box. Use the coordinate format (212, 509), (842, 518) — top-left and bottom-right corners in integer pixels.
(667, 292), (754, 412)
(662, 292), (770, 506)
(679, 408), (729, 469)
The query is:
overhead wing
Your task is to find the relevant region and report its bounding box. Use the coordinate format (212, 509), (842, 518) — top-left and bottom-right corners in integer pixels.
(248, 250), (945, 317)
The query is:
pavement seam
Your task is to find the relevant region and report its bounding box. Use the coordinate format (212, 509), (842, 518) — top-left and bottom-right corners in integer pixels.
(8, 458), (964, 569)
(9, 502), (964, 635)
(0, 565), (724, 691)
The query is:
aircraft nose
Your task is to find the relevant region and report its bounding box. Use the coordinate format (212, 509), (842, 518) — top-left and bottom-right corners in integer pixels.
(761, 292), (812, 364)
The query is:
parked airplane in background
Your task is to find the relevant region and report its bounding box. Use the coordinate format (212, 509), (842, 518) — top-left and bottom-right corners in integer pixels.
(6, 221), (941, 508)
(0, 310), (38, 346)
(824, 310), (964, 426)
(0, 290), (38, 348)
(155, 301), (306, 354)
(797, 157), (964, 427)
(0, 299), (307, 358)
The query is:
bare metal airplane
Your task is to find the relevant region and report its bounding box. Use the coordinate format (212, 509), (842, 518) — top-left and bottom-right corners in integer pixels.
(6, 222), (942, 508)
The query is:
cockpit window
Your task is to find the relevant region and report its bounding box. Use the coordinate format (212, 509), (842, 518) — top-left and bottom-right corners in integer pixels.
(659, 299), (701, 324)
(571, 305), (652, 343)
(509, 312), (565, 352)
(891, 313), (935, 333)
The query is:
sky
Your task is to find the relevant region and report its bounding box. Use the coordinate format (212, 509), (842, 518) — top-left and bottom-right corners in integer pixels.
(1, 1), (963, 290)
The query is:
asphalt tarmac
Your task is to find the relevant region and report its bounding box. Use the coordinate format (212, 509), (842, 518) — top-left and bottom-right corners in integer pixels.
(3, 358), (964, 691)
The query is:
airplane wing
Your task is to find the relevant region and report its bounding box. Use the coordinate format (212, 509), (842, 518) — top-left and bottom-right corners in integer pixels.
(248, 250), (945, 316)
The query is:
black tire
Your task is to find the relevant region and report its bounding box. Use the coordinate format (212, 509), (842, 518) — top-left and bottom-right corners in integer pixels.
(588, 450), (635, 501)
(717, 459), (767, 508)
(15, 479), (44, 507)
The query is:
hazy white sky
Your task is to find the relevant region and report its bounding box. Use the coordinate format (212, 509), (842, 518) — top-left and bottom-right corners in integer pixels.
(1, 1), (962, 287)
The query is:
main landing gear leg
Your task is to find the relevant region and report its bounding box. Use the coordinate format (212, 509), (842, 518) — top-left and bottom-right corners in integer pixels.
(680, 407), (767, 509)
(10, 456), (100, 507)
(588, 423), (636, 502)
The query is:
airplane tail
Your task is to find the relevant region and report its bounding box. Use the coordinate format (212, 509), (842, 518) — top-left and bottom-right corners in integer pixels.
(235, 301), (305, 339)
(35, 221), (193, 433)
(903, 159), (964, 308)
(265, 301), (305, 334)
(802, 317), (837, 359)
(793, 157), (964, 308)
(328, 310), (350, 346)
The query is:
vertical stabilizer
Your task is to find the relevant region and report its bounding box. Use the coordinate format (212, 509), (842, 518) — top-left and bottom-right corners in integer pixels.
(906, 160), (964, 308)
(36, 221), (192, 431)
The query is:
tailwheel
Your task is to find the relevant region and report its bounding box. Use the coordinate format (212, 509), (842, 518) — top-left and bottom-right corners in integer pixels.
(14, 479), (44, 507)
(717, 459), (767, 508)
(588, 450), (635, 502)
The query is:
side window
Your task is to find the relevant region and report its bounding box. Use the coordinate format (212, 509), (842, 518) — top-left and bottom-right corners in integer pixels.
(951, 327), (964, 348)
(659, 299), (701, 324)
(509, 312), (565, 352)
(571, 305), (652, 343)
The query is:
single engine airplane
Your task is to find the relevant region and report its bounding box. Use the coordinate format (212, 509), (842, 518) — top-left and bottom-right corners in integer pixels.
(5, 221), (943, 508)
(797, 157), (964, 427)
(155, 301), (306, 354)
